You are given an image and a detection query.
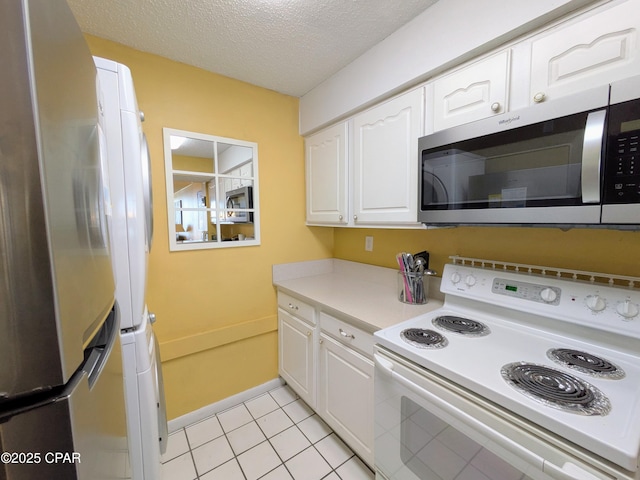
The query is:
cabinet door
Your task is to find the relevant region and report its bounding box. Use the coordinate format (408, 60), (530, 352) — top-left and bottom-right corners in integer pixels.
(352, 88), (423, 225)
(305, 122), (348, 225)
(278, 310), (315, 408)
(318, 333), (374, 467)
(530, 0), (640, 105)
(432, 50), (510, 131)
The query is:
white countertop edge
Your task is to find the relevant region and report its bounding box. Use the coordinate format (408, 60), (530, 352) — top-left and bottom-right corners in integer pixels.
(272, 258), (334, 283)
(273, 259), (444, 331)
(273, 258), (406, 287)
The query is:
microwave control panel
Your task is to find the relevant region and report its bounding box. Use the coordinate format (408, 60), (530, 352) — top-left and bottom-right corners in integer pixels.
(604, 99), (640, 204)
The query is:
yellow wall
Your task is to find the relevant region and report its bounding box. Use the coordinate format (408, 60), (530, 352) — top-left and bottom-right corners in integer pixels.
(86, 36), (333, 419)
(334, 227), (640, 278)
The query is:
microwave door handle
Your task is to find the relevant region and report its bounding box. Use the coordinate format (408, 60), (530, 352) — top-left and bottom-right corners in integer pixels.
(581, 109), (606, 204)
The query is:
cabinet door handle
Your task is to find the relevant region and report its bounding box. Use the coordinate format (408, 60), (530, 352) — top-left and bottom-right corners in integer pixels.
(306, 331), (311, 337)
(353, 215), (358, 221)
(338, 214), (343, 221)
(490, 102), (501, 112)
(288, 303), (299, 311)
(533, 92), (546, 103)
(339, 328), (355, 340)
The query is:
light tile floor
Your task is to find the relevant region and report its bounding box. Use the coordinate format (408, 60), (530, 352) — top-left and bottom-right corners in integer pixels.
(161, 384), (375, 480)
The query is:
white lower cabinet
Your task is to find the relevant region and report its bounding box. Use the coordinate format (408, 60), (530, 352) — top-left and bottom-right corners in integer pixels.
(278, 293), (316, 409)
(277, 290), (375, 467)
(318, 332), (374, 468)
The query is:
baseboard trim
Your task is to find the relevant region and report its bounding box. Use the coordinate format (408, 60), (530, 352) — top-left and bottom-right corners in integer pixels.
(168, 377), (285, 433)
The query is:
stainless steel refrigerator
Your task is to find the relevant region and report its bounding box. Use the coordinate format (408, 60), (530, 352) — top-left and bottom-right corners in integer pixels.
(0, 0), (130, 478)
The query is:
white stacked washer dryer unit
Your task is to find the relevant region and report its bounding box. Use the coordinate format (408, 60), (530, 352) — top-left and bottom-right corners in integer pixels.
(95, 56), (168, 480)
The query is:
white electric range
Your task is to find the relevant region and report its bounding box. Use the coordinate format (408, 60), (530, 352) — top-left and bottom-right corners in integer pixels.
(374, 257), (640, 480)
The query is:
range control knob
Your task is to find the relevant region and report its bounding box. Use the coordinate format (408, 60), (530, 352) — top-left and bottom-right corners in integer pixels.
(465, 275), (477, 287)
(540, 288), (557, 303)
(585, 295), (606, 312)
(616, 300), (639, 319)
(450, 272), (461, 284)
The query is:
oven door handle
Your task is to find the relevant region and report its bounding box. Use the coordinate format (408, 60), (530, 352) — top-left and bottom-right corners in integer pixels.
(375, 354), (607, 480)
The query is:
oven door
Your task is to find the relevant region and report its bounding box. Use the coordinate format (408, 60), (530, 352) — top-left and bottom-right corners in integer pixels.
(374, 347), (622, 480)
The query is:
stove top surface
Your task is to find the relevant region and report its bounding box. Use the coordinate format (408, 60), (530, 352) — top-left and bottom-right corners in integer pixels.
(374, 262), (640, 471)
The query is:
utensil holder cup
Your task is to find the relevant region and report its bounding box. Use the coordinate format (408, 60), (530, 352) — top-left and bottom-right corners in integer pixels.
(398, 271), (429, 304)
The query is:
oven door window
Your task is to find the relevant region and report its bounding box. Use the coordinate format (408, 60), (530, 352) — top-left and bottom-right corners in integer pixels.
(421, 112), (592, 211)
(375, 358), (544, 480)
(398, 397), (529, 480)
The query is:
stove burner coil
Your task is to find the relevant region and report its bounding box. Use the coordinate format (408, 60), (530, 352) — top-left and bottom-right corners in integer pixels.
(547, 348), (625, 379)
(432, 316), (490, 336)
(400, 328), (448, 349)
(501, 362), (611, 416)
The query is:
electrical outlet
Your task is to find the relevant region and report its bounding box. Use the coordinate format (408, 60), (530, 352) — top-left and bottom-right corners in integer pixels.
(365, 236), (374, 252)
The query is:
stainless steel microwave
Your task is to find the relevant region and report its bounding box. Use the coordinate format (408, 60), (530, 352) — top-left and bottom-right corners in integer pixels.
(418, 76), (640, 228)
(225, 185), (253, 223)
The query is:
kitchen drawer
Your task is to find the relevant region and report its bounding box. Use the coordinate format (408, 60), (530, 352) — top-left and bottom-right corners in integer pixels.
(278, 292), (315, 325)
(319, 312), (374, 358)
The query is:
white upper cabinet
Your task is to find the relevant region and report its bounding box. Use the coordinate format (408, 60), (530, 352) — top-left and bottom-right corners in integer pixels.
(305, 123), (349, 225)
(529, 0), (640, 105)
(429, 50), (510, 132)
(352, 87), (424, 225)
(305, 88), (424, 227)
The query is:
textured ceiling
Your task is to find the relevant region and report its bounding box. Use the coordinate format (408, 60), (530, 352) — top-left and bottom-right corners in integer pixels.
(67, 0), (439, 97)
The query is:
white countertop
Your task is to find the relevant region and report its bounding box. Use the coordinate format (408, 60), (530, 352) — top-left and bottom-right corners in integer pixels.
(273, 259), (443, 332)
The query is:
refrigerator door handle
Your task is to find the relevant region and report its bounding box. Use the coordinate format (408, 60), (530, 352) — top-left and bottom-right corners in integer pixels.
(83, 347), (104, 388)
(0, 306), (120, 422)
(84, 305), (119, 389)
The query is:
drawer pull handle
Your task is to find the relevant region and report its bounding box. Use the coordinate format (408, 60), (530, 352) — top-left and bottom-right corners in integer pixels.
(288, 303), (299, 311)
(339, 328), (355, 340)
